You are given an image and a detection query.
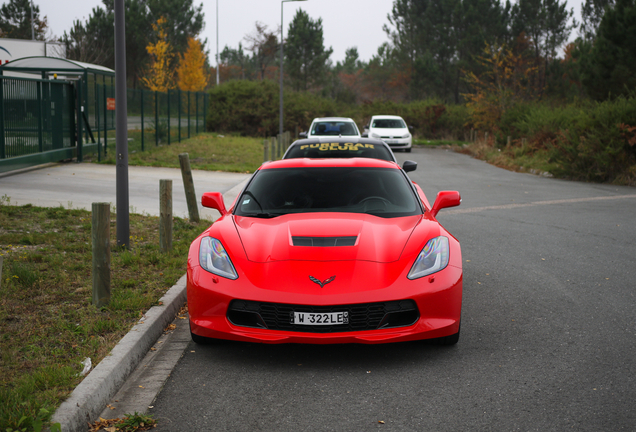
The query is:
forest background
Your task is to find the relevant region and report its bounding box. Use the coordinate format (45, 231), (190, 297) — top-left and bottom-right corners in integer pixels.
(1, 0), (635, 184)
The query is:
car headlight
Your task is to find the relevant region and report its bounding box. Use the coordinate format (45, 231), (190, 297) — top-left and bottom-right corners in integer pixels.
(199, 237), (238, 280)
(402, 133), (411, 139)
(408, 236), (449, 279)
(371, 133), (381, 138)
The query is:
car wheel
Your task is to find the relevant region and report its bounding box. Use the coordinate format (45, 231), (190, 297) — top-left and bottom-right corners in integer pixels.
(431, 323), (460, 346)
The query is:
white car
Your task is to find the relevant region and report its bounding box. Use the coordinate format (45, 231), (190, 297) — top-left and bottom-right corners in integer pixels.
(363, 115), (413, 152)
(300, 117), (361, 138)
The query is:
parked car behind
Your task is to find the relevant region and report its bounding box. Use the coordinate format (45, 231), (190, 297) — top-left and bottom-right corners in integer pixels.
(363, 115), (413, 152)
(299, 117), (361, 138)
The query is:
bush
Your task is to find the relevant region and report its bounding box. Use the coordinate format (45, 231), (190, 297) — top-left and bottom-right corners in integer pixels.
(482, 96), (636, 184)
(206, 80), (470, 139)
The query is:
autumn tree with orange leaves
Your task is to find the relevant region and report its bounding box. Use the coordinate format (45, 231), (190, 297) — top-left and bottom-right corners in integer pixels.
(463, 41), (541, 131)
(142, 17), (176, 92)
(177, 37), (209, 91)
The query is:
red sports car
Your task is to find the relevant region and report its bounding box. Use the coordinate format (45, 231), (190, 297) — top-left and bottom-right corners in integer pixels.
(187, 157), (462, 345)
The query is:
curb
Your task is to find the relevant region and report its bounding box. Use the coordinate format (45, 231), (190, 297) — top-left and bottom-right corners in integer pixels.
(50, 178), (250, 432)
(51, 275), (187, 432)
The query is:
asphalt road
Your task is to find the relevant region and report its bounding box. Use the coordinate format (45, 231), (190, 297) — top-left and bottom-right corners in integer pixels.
(147, 147), (636, 431)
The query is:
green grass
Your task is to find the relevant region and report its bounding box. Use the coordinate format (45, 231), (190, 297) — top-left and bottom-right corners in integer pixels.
(1, 133), (268, 431)
(413, 138), (468, 147)
(0, 199), (210, 431)
(91, 132), (265, 173)
(455, 139), (559, 177)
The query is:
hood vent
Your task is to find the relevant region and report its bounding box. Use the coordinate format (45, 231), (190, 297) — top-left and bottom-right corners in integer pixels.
(292, 236), (357, 247)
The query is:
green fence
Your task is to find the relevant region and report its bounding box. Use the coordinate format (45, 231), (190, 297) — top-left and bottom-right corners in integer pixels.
(0, 76), (81, 173)
(124, 88), (208, 154)
(0, 75), (208, 173)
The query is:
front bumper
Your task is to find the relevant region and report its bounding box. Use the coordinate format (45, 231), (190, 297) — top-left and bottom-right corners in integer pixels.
(187, 263), (462, 344)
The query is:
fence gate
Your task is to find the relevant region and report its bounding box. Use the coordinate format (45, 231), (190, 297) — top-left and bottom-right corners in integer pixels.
(0, 76), (77, 174)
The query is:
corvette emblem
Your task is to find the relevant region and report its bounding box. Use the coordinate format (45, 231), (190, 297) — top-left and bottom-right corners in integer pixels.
(309, 275), (336, 288)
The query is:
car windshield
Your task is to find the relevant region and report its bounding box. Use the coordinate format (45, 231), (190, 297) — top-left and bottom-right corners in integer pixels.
(372, 119), (406, 128)
(311, 121), (358, 136)
(235, 167), (420, 218)
(284, 142), (394, 162)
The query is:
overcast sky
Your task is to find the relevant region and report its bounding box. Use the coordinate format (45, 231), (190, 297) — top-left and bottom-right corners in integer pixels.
(40, 0), (582, 64)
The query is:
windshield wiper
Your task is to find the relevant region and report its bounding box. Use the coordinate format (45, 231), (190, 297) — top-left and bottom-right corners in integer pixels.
(241, 212), (282, 219)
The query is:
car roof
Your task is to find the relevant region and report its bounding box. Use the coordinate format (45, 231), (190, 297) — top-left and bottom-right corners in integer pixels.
(311, 117), (356, 122)
(261, 157), (400, 170)
(370, 115), (404, 120)
(283, 137), (397, 162)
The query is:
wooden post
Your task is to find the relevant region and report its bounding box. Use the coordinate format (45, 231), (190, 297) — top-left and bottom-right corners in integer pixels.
(160, 179), (173, 252)
(92, 202), (111, 308)
(507, 136), (511, 147)
(263, 139), (269, 162)
(271, 137), (277, 159)
(0, 255), (3, 290)
(178, 153), (199, 222)
(294, 125), (299, 139)
(484, 132), (489, 143)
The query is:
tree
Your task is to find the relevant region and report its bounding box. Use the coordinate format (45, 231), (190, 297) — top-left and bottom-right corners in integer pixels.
(0, 0), (48, 40)
(463, 41), (540, 130)
(60, 0), (204, 87)
(578, 0), (636, 99)
(243, 22), (279, 81)
(177, 37), (209, 91)
(384, 0), (509, 102)
(220, 42), (253, 80)
(285, 9), (333, 91)
(142, 17), (176, 92)
(510, 0), (576, 90)
(579, 0), (615, 40)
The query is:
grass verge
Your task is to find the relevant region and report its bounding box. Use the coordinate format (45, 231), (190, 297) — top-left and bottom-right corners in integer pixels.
(458, 139), (560, 177)
(0, 196), (210, 431)
(91, 132), (265, 173)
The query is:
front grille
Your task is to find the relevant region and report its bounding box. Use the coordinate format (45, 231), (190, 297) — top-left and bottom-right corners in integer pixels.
(227, 299), (419, 333)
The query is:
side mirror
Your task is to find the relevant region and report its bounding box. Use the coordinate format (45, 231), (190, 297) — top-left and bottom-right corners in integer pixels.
(402, 160), (417, 172)
(430, 191), (460, 217)
(201, 192), (227, 216)
(299, 131), (308, 138)
(361, 132), (368, 138)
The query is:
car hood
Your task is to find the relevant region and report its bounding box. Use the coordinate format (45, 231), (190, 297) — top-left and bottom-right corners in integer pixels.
(233, 213), (423, 263)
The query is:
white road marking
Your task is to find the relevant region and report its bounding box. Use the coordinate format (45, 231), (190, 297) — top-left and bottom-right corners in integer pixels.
(444, 194), (636, 215)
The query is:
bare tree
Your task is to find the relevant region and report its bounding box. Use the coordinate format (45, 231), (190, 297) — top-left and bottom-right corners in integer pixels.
(243, 22), (279, 80)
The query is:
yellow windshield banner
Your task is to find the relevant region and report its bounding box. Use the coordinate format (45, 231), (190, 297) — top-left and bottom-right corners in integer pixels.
(299, 143), (375, 151)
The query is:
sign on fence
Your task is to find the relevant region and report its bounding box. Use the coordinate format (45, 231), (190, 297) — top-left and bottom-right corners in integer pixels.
(107, 98), (116, 111)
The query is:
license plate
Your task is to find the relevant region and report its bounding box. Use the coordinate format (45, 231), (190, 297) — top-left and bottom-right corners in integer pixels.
(291, 311), (349, 325)
(384, 139), (397, 144)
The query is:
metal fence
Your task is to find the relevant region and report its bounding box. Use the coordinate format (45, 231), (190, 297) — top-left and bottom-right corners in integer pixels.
(0, 74), (208, 173)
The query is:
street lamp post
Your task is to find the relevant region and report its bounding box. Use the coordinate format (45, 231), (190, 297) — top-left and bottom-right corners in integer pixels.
(280, 0), (307, 137)
(216, 0), (220, 86)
